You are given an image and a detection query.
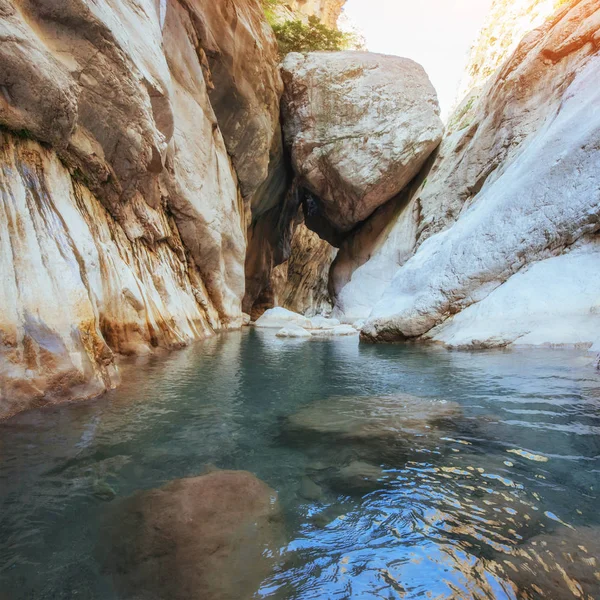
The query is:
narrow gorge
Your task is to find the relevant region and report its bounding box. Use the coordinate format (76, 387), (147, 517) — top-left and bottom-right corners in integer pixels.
(0, 0), (599, 598)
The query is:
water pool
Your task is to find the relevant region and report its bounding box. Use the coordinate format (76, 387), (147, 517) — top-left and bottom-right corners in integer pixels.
(1, 329), (599, 599)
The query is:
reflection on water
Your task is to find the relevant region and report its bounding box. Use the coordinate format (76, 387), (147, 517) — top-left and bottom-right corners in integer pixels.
(1, 329), (599, 599)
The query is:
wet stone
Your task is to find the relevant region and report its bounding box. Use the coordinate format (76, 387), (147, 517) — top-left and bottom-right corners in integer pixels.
(332, 461), (387, 493)
(104, 470), (284, 600)
(299, 476), (323, 501)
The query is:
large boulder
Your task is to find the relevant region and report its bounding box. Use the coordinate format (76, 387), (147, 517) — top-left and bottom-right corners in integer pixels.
(106, 470), (283, 600)
(281, 51), (444, 242)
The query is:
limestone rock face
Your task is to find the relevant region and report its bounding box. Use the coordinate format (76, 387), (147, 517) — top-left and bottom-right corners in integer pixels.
(281, 52), (444, 241)
(190, 0), (284, 201)
(0, 138), (213, 417)
(270, 210), (338, 319)
(455, 0), (558, 103)
(107, 470), (283, 600)
(273, 0), (346, 28)
(332, 0), (600, 348)
(0, 0), (282, 417)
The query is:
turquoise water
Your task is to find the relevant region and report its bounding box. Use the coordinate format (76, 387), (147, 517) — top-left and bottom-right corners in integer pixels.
(1, 329), (599, 599)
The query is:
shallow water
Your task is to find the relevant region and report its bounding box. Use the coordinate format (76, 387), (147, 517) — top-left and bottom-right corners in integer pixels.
(1, 329), (600, 599)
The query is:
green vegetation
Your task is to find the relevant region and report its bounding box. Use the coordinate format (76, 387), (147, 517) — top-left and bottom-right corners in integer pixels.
(262, 0), (281, 26)
(261, 0), (360, 56)
(0, 124), (34, 140)
(448, 95), (477, 132)
(272, 16), (355, 55)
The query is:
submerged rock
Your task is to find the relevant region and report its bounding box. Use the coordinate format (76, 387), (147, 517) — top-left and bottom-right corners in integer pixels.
(504, 525), (600, 599)
(299, 476), (323, 501)
(286, 393), (462, 442)
(332, 460), (386, 493)
(281, 51), (443, 241)
(106, 470), (283, 600)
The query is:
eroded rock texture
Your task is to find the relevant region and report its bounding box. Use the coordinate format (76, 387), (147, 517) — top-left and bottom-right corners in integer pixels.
(281, 51), (444, 243)
(455, 0), (558, 104)
(0, 0), (282, 417)
(271, 0), (346, 28)
(332, 0), (600, 348)
(107, 470), (283, 600)
(271, 210), (338, 318)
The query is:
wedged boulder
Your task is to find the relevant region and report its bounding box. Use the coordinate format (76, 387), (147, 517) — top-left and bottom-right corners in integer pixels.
(254, 307), (312, 329)
(281, 51), (443, 241)
(106, 470), (283, 600)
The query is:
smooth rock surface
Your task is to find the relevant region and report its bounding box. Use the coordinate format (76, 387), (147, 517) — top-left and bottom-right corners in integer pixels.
(281, 51), (443, 239)
(276, 325), (312, 338)
(428, 239), (600, 348)
(333, 0), (600, 347)
(255, 307), (312, 329)
(0, 0), (283, 415)
(311, 325), (358, 337)
(107, 470), (283, 600)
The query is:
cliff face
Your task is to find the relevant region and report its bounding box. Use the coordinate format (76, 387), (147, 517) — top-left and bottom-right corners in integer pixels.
(334, 0), (600, 349)
(272, 0), (346, 28)
(0, 0), (282, 417)
(455, 0), (559, 102)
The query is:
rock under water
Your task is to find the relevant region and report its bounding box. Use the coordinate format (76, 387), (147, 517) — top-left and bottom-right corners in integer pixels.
(105, 470), (284, 600)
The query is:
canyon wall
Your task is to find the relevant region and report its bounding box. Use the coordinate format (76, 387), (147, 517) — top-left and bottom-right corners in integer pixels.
(455, 0), (559, 103)
(2, 0), (598, 418)
(332, 0), (600, 349)
(0, 0), (282, 417)
(271, 0), (346, 28)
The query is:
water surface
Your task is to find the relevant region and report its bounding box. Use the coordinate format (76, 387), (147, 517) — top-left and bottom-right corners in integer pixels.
(1, 330), (599, 599)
